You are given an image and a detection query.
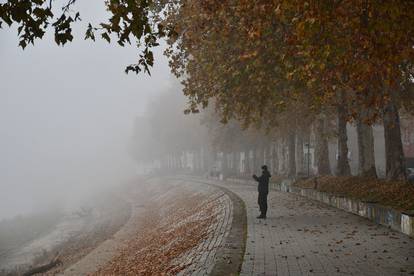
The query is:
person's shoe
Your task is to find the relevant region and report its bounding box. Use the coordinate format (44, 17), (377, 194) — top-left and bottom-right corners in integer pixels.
(256, 215), (266, 219)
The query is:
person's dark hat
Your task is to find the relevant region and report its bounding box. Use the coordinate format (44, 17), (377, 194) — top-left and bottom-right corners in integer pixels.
(261, 165), (268, 170)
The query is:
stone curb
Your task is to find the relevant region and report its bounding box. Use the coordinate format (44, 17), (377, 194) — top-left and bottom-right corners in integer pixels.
(226, 177), (414, 238)
(179, 178), (247, 276)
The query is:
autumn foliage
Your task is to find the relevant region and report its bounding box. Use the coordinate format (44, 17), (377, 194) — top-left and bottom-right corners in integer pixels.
(2, 1), (414, 180)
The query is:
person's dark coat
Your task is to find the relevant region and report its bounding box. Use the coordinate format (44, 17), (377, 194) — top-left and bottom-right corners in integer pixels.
(253, 169), (271, 194)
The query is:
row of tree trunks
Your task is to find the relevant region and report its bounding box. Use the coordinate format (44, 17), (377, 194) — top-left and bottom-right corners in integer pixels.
(158, 100), (406, 182)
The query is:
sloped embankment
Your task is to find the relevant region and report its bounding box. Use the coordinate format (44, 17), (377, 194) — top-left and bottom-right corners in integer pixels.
(63, 178), (232, 275)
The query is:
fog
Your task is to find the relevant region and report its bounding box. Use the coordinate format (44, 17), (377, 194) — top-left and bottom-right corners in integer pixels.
(0, 2), (173, 220)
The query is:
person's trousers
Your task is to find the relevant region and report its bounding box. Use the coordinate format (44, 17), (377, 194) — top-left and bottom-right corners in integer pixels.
(258, 192), (268, 216)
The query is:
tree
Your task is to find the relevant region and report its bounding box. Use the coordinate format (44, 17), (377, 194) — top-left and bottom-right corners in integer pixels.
(336, 91), (351, 176)
(0, 0), (172, 74)
(3, 0), (414, 180)
(163, 0), (414, 180)
(130, 84), (209, 169)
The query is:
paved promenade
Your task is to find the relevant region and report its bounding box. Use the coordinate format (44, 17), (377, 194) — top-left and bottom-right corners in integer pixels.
(199, 178), (414, 276)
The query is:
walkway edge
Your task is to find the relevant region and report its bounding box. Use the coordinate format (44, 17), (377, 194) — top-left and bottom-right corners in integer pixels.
(174, 177), (247, 276)
(227, 177), (414, 238)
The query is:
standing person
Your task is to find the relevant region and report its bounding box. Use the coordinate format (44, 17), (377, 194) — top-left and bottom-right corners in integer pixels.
(253, 165), (271, 219)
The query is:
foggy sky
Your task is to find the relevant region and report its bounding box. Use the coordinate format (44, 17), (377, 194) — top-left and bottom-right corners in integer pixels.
(0, 2), (173, 220)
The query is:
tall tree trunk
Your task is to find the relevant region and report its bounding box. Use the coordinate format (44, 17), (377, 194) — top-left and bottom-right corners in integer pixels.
(268, 145), (273, 172)
(173, 154), (177, 170)
(245, 149), (250, 176)
(229, 152), (233, 175)
(253, 147), (257, 172)
(204, 149), (213, 174)
(383, 101), (406, 180)
(288, 131), (296, 178)
(295, 131), (304, 176)
(234, 151), (240, 176)
(183, 151), (188, 169)
(222, 152), (228, 177)
(337, 99), (351, 176)
(303, 131), (312, 177)
(315, 117), (331, 175)
(272, 143), (279, 175)
(356, 119), (377, 177)
(192, 151), (197, 172)
(162, 156), (168, 170)
(200, 148), (204, 172)
(197, 149), (202, 172)
(258, 146), (265, 167)
(167, 154), (171, 170)
(202, 147), (209, 173)
(280, 138), (287, 175)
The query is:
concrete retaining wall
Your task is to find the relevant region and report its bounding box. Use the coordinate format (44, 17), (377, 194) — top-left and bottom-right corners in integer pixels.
(226, 177), (414, 237)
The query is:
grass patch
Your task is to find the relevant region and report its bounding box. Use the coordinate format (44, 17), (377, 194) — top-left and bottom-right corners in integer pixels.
(294, 176), (414, 212)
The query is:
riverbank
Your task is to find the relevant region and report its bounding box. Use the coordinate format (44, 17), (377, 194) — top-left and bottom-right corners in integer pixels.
(1, 177), (240, 275)
(63, 177), (234, 275)
(0, 182), (131, 275)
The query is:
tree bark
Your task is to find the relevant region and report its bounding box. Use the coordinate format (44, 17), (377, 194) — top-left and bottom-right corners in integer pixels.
(245, 149), (250, 176)
(336, 101), (351, 176)
(203, 147), (208, 172)
(252, 147), (257, 172)
(234, 151), (240, 176)
(258, 146), (265, 167)
(192, 151), (197, 172)
(198, 149), (202, 172)
(222, 152), (228, 177)
(199, 148), (203, 172)
(280, 138), (287, 175)
(383, 101), (406, 180)
(315, 117), (331, 175)
(356, 119), (377, 177)
(272, 143), (279, 175)
(288, 131), (296, 178)
(303, 130), (312, 177)
(295, 131), (304, 176)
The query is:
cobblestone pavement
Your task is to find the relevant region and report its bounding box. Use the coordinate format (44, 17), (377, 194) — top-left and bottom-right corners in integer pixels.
(206, 179), (414, 276)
